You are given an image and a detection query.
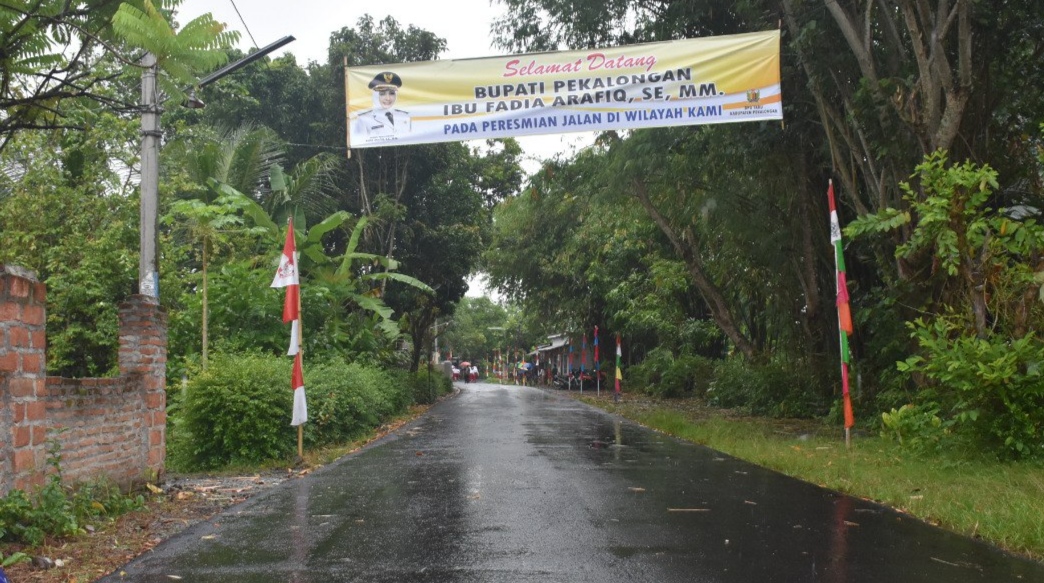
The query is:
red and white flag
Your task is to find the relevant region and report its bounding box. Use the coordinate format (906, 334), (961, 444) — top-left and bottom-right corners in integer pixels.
(271, 219), (300, 355)
(290, 352), (308, 426)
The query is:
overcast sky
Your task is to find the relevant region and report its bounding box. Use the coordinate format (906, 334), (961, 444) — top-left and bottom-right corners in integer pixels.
(177, 0), (571, 298)
(176, 0), (594, 169)
(178, 0), (504, 63)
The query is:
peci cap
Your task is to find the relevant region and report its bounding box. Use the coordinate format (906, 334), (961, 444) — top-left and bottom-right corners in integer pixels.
(368, 71), (403, 90)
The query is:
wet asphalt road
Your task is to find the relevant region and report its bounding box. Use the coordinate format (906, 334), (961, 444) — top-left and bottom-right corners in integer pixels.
(100, 382), (1044, 582)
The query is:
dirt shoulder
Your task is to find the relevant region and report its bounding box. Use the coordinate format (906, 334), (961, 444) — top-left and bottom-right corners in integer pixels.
(2, 470), (299, 582)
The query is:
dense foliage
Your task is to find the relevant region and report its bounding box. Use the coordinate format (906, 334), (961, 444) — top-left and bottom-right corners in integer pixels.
(483, 0), (1044, 459)
(167, 353), (452, 471)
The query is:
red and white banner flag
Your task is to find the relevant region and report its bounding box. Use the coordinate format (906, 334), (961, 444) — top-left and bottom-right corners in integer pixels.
(291, 352), (308, 426)
(273, 219), (307, 426)
(271, 219), (300, 355)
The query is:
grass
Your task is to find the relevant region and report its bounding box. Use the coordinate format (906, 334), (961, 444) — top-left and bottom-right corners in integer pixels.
(582, 396), (1044, 563)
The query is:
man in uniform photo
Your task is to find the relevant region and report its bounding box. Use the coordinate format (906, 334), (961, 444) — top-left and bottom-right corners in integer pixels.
(354, 71), (411, 139)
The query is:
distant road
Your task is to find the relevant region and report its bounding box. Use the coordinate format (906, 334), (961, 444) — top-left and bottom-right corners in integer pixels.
(101, 382), (1044, 582)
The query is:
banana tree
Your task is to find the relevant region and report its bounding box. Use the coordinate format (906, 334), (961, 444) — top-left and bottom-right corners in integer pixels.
(209, 178), (433, 348)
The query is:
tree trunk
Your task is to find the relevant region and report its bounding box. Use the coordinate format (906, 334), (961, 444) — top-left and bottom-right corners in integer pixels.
(633, 180), (757, 359)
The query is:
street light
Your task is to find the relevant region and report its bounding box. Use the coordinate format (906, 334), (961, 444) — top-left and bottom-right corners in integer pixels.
(138, 35), (296, 300)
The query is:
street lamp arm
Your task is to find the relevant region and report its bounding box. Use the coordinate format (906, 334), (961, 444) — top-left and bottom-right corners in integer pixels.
(196, 36), (296, 89)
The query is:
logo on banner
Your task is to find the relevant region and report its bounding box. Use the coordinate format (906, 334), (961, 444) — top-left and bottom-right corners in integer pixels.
(746, 89), (761, 103)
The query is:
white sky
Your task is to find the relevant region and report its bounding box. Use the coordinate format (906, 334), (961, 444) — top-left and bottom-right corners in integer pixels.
(176, 0), (594, 172)
(176, 0), (573, 299)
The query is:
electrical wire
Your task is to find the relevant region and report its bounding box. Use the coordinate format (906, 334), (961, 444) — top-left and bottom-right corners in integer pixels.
(228, 0), (259, 50)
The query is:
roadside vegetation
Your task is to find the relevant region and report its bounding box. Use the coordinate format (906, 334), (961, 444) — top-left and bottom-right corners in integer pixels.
(3, 0), (1044, 575)
(576, 395), (1044, 563)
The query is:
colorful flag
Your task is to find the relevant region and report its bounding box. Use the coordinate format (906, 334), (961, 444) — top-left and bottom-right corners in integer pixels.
(581, 333), (587, 371)
(828, 180), (855, 429)
(271, 219), (301, 357)
(568, 337), (573, 373)
(614, 333), (622, 395)
(290, 352), (308, 426)
(593, 326), (599, 371)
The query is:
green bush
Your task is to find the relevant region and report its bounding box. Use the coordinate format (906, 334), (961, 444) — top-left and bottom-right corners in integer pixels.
(707, 358), (829, 418)
(306, 359), (406, 445)
(168, 353), (432, 471)
(171, 353), (296, 470)
(628, 347), (673, 396)
(633, 351), (716, 399)
(661, 354), (715, 398)
(898, 318), (1044, 459)
(880, 403), (951, 454)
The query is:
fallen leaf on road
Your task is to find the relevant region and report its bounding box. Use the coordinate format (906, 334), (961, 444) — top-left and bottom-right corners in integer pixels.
(628, 487), (645, 493)
(668, 508), (710, 512)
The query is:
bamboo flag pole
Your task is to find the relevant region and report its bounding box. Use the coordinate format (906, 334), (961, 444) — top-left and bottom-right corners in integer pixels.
(296, 272), (304, 459)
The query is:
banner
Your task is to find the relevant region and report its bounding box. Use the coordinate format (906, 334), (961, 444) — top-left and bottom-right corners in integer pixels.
(345, 30), (781, 148)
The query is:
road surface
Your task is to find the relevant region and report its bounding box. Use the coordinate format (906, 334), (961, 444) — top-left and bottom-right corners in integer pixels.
(100, 381), (1044, 582)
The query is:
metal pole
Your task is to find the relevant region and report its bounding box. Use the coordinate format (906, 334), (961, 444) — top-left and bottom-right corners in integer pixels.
(139, 53), (161, 301)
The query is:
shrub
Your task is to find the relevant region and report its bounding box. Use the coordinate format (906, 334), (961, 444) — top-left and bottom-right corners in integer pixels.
(172, 353), (295, 470)
(394, 368), (452, 405)
(0, 437), (144, 547)
(898, 317), (1044, 459)
(306, 359), (405, 445)
(707, 358), (829, 418)
(880, 403), (951, 454)
(169, 353), (432, 471)
(661, 354), (715, 398)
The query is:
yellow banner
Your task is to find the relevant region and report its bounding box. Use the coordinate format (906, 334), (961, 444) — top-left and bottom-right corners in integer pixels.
(345, 30), (781, 149)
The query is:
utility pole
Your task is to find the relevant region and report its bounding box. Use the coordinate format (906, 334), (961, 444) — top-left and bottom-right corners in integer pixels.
(139, 53), (160, 300)
(137, 36), (296, 301)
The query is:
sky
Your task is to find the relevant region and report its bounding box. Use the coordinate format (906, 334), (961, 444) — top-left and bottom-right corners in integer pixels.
(176, 0), (594, 171)
(176, 0), (579, 299)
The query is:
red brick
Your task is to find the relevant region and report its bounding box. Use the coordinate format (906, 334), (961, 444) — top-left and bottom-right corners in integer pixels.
(0, 352), (17, 372)
(13, 426), (30, 447)
(32, 281), (45, 301)
(13, 448), (37, 471)
(26, 401), (46, 421)
(0, 302), (20, 321)
(31, 330), (45, 349)
(9, 278), (30, 298)
(31, 425), (45, 445)
(20, 353), (43, 374)
(9, 377), (35, 397)
(8, 327), (29, 347)
(22, 304), (44, 326)
(11, 403), (25, 422)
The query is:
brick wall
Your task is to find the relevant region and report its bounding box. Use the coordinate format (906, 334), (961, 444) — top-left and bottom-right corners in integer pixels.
(0, 266), (166, 494)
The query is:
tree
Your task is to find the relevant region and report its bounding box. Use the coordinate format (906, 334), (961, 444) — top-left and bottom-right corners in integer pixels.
(0, 105), (139, 376)
(1, 0), (237, 152)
